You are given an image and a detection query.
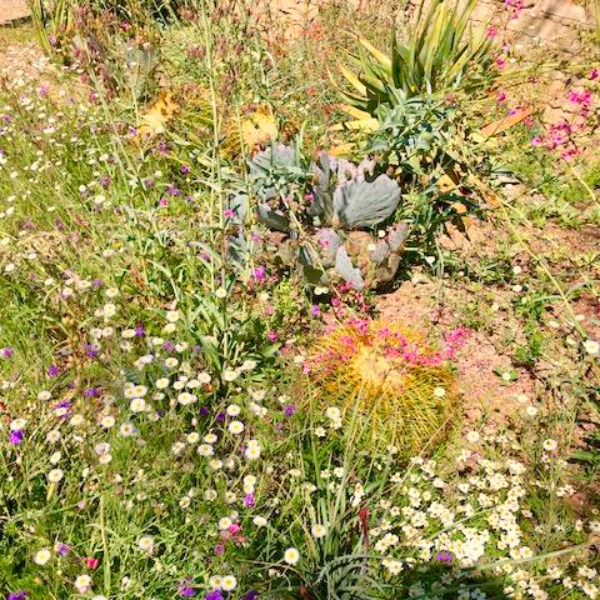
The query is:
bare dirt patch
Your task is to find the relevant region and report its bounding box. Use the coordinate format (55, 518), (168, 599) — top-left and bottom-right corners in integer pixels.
(376, 276), (537, 433)
(0, 0), (29, 25)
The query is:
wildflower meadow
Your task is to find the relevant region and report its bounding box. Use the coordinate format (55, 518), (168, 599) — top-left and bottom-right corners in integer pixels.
(0, 0), (599, 598)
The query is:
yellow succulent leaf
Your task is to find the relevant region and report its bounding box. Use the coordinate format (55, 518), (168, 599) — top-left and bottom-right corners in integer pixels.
(339, 65), (367, 96)
(358, 37), (392, 69)
(241, 111), (278, 149)
(337, 103), (373, 121)
(452, 202), (468, 214)
(327, 143), (354, 157)
(329, 118), (379, 132)
(437, 174), (456, 193)
(138, 91), (179, 138)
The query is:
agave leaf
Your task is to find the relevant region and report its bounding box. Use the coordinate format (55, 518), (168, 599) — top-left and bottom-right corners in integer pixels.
(329, 118), (379, 132)
(423, 5), (446, 86)
(338, 103), (373, 121)
(339, 65), (367, 96)
(358, 37), (392, 70)
(391, 32), (411, 92)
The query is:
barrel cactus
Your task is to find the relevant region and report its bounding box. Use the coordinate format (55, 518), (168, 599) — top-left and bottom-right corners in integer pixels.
(305, 320), (459, 455)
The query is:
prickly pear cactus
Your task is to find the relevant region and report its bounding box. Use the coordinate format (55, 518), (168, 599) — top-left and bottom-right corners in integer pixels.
(332, 173), (401, 230)
(250, 143), (296, 173)
(256, 204), (290, 233)
(309, 153), (333, 219)
(242, 141), (411, 290)
(335, 245), (365, 290)
(315, 228), (343, 268)
(388, 223), (410, 253)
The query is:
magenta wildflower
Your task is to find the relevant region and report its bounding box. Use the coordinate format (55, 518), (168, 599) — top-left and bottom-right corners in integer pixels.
(83, 557), (99, 569)
(267, 331), (278, 342)
(7, 592), (28, 600)
(243, 492), (255, 507)
(1, 347), (14, 359)
(436, 551), (453, 563)
(252, 266), (266, 282)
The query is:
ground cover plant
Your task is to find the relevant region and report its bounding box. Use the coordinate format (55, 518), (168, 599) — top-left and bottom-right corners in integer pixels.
(0, 0), (599, 599)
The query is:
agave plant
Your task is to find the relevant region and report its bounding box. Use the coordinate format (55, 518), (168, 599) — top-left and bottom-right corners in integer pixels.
(338, 0), (493, 115)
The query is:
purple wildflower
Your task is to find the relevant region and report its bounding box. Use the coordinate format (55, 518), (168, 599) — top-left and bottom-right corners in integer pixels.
(163, 340), (175, 352)
(85, 387), (99, 398)
(178, 577), (196, 597)
(86, 345), (100, 359)
(7, 592), (28, 600)
(199, 406), (210, 417)
(242, 592), (259, 600)
(92, 279), (104, 288)
(283, 404), (296, 417)
(135, 325), (146, 337)
(436, 551), (453, 563)
(181, 165), (190, 175)
(9, 430), (24, 445)
(48, 364), (60, 377)
(205, 592), (223, 600)
(243, 493), (255, 507)
(1, 347), (14, 359)
(56, 542), (70, 556)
